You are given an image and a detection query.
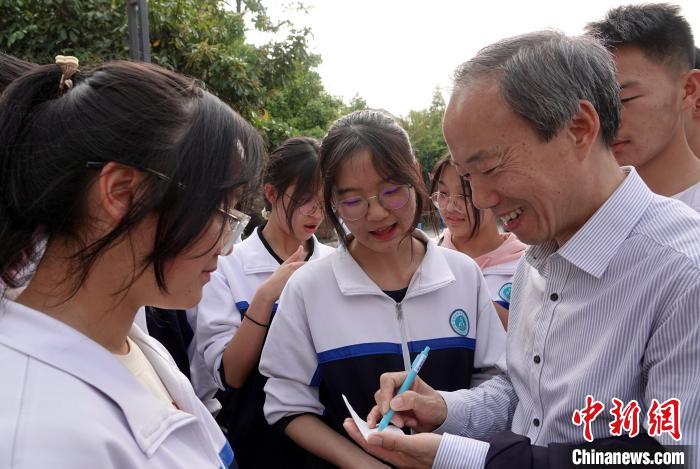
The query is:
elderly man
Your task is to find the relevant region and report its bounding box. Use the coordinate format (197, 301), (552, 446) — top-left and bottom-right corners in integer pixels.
(345, 30), (700, 468)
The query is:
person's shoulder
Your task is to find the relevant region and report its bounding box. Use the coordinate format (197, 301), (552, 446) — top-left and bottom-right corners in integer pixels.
(0, 349), (137, 466)
(673, 180), (700, 212)
(293, 248), (337, 281)
(314, 241), (336, 258)
(432, 243), (480, 271)
(635, 196), (700, 269)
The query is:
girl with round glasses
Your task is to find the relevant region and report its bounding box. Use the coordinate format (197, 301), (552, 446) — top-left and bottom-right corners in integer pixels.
(259, 110), (507, 468)
(0, 60), (264, 467)
(429, 155), (527, 329)
(193, 137), (334, 468)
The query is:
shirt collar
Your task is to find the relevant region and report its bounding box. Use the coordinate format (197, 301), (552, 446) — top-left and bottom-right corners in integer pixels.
(0, 301), (196, 456)
(526, 167), (654, 278)
(331, 229), (455, 298)
(238, 226), (322, 275)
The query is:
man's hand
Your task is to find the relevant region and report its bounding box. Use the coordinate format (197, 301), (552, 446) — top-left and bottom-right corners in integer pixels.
(366, 372), (448, 433)
(343, 418), (441, 469)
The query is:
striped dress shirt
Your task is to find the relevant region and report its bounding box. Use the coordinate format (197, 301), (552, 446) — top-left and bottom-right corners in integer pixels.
(432, 168), (700, 468)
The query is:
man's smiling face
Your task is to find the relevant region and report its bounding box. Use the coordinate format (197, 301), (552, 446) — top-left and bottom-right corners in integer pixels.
(444, 80), (586, 246)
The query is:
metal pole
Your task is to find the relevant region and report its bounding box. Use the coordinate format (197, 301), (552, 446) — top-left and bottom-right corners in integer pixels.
(137, 0), (151, 62)
(126, 0), (140, 60)
(126, 0), (151, 62)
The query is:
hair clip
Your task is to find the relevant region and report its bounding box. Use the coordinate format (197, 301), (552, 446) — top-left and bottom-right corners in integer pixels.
(55, 55), (80, 95)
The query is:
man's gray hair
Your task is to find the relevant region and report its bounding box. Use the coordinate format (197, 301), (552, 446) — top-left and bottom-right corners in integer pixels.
(453, 30), (621, 146)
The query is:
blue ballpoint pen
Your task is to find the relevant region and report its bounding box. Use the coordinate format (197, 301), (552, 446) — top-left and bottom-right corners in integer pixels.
(377, 346), (431, 432)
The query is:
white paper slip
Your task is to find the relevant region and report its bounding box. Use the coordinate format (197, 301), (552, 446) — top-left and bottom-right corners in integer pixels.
(342, 394), (404, 441)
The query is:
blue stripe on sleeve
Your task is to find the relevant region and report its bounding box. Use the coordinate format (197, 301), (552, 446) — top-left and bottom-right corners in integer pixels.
(408, 337), (476, 353)
(310, 342), (403, 386)
(219, 441), (234, 468)
(316, 342), (402, 364)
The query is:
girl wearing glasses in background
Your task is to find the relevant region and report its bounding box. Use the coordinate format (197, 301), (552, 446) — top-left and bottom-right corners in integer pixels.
(0, 59), (263, 468)
(260, 110), (507, 468)
(193, 137), (334, 469)
(429, 155), (527, 329)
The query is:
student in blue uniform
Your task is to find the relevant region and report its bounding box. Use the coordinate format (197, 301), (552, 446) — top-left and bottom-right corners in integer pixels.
(0, 58), (263, 468)
(260, 109), (507, 468)
(193, 137), (334, 468)
(429, 155), (527, 329)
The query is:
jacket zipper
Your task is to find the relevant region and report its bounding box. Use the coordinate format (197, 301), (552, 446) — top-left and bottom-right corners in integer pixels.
(395, 302), (411, 371)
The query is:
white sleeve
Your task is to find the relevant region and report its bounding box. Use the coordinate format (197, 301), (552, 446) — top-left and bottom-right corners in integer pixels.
(471, 271), (507, 387)
(260, 276), (324, 424)
(194, 266), (241, 390)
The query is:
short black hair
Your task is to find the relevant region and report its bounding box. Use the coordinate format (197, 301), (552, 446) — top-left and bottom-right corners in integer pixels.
(585, 3), (695, 71)
(695, 46), (700, 68)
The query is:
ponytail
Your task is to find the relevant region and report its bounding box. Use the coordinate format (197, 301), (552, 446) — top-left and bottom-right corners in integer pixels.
(0, 64), (68, 287)
(0, 60), (263, 293)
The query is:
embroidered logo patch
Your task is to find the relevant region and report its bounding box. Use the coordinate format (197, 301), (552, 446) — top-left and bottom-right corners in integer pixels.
(498, 283), (512, 303)
(450, 309), (469, 336)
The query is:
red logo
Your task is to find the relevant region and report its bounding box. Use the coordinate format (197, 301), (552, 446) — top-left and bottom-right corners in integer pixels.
(572, 395), (605, 442)
(647, 398), (681, 441)
(573, 396), (682, 442)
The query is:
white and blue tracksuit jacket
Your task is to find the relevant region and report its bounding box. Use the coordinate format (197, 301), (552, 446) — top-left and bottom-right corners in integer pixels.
(0, 300), (232, 469)
(260, 231), (507, 441)
(191, 227), (334, 467)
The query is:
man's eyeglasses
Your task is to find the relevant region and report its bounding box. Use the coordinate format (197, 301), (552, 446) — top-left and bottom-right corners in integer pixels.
(430, 192), (469, 214)
(333, 184), (412, 222)
(86, 161), (249, 256)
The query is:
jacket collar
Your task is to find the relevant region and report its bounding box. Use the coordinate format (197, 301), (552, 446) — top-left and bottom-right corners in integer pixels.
(0, 301), (200, 457)
(331, 230), (455, 299)
(237, 226), (325, 275)
(525, 167), (653, 278)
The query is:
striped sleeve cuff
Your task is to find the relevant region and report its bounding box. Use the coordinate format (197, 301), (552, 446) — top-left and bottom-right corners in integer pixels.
(433, 390), (472, 435)
(433, 433), (489, 469)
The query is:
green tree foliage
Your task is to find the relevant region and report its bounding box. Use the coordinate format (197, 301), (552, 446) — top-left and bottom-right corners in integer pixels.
(400, 87), (448, 181)
(0, 0), (352, 148)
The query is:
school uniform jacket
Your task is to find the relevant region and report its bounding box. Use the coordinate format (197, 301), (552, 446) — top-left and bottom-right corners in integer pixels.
(0, 300), (232, 469)
(192, 227), (334, 468)
(481, 258), (521, 310)
(260, 231), (507, 441)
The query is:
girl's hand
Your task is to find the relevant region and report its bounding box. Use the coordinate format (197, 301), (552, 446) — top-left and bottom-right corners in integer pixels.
(257, 245), (306, 303)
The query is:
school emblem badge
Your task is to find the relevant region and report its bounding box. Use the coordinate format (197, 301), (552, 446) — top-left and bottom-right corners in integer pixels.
(449, 309), (469, 336)
(498, 283), (512, 303)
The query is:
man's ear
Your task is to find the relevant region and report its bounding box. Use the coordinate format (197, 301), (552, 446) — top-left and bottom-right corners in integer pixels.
(263, 183), (278, 205)
(567, 100), (600, 161)
(97, 162), (144, 224)
(683, 69), (700, 116)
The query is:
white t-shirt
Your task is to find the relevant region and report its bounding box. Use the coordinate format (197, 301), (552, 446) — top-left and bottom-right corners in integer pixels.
(673, 180), (700, 212)
(115, 337), (174, 407)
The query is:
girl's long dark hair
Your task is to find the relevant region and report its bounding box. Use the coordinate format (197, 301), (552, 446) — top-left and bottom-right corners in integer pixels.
(0, 60), (264, 295)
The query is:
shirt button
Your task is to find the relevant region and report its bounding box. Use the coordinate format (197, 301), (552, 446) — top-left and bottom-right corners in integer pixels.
(550, 293), (559, 301)
(533, 418), (540, 427)
(533, 355), (541, 364)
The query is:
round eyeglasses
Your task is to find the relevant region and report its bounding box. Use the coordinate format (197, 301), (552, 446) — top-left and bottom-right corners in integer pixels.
(334, 184), (412, 222)
(430, 192), (468, 214)
(284, 193), (323, 217)
(219, 208), (249, 256)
